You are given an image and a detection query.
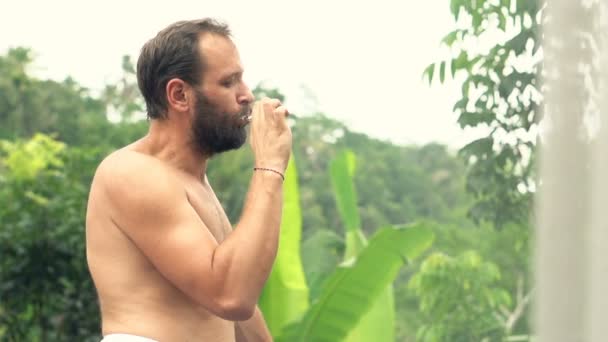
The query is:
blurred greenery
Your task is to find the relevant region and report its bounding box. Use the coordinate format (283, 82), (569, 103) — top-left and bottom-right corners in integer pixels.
(259, 156), (310, 337)
(409, 251), (511, 341)
(330, 150), (397, 342)
(412, 0), (540, 339)
(277, 223), (434, 342)
(424, 0), (541, 229)
(0, 0), (541, 338)
(0, 47), (458, 341)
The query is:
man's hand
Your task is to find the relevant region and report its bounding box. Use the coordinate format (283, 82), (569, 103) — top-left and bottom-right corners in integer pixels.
(249, 97), (292, 173)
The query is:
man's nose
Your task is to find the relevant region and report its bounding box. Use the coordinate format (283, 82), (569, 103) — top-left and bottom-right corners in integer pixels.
(238, 84), (255, 105)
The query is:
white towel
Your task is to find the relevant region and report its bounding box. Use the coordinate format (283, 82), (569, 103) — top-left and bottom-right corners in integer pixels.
(101, 333), (158, 342)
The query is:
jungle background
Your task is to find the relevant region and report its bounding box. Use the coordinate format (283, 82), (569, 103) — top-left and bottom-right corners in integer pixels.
(0, 0), (541, 341)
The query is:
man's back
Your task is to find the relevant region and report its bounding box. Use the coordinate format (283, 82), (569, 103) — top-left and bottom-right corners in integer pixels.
(86, 146), (235, 341)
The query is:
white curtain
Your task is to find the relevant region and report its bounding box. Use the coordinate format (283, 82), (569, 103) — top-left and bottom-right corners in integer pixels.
(535, 0), (607, 340)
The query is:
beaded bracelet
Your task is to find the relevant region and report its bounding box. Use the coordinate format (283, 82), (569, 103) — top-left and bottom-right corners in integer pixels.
(254, 167), (285, 181)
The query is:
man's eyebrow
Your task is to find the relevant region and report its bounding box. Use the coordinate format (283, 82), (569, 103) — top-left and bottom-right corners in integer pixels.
(220, 70), (243, 80)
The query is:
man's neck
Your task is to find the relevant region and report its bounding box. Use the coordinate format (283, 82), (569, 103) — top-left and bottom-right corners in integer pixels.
(139, 118), (209, 179)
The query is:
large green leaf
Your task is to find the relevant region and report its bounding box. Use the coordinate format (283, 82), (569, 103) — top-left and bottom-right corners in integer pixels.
(344, 288), (395, 342)
(259, 156), (309, 337)
(330, 150), (361, 236)
(330, 149), (393, 341)
(276, 223), (434, 342)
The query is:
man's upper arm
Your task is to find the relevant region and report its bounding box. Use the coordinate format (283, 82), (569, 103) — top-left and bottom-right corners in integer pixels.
(98, 155), (225, 312)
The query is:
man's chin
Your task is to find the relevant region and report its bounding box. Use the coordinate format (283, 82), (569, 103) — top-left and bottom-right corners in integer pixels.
(212, 134), (248, 155)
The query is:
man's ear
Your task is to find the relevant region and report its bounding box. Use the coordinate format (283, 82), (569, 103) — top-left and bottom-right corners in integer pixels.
(166, 78), (191, 112)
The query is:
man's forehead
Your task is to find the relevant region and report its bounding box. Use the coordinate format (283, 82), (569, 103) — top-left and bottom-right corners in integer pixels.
(199, 33), (242, 74)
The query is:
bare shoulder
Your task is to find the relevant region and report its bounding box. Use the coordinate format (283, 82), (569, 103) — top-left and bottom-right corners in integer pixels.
(91, 149), (182, 219)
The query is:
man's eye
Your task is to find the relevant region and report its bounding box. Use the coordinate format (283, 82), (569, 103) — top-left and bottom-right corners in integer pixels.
(222, 78), (236, 87)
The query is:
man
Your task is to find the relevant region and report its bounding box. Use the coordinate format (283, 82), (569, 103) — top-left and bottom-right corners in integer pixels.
(86, 18), (291, 341)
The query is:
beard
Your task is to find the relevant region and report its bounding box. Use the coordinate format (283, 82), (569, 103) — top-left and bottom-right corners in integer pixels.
(191, 90), (250, 157)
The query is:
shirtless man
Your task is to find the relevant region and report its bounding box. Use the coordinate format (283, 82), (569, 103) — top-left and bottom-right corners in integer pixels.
(85, 18), (291, 341)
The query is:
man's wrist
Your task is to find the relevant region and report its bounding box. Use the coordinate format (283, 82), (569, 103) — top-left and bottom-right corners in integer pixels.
(253, 167), (285, 181)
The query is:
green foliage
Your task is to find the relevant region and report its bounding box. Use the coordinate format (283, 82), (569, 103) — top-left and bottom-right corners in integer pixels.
(403, 0), (543, 339)
(301, 229), (344, 303)
(259, 157), (309, 336)
(425, 0), (542, 227)
(207, 149), (254, 223)
(409, 251), (511, 341)
(330, 149), (394, 342)
(1, 134), (65, 181)
(329, 150), (360, 234)
(291, 116), (471, 240)
(100, 55), (145, 122)
(345, 291), (396, 342)
(252, 83), (286, 102)
(0, 47), (486, 341)
(330, 150), (367, 266)
(210, 124), (477, 341)
(419, 1), (541, 338)
(0, 135), (106, 341)
(0, 48), (109, 145)
(277, 224), (434, 342)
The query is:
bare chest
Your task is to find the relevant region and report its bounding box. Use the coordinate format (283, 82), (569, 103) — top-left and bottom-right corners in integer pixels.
(184, 185), (232, 243)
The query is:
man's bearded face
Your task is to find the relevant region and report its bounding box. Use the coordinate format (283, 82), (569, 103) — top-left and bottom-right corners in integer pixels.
(190, 89), (251, 156)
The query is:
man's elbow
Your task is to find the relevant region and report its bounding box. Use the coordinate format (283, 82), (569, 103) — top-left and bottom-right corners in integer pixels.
(216, 296), (256, 321)
(191, 269), (257, 320)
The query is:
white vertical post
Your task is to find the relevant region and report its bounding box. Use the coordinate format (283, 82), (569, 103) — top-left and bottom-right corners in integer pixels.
(535, 0), (603, 341)
(586, 2), (608, 340)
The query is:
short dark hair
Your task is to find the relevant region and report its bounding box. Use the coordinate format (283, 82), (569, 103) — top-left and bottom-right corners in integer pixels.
(136, 18), (231, 119)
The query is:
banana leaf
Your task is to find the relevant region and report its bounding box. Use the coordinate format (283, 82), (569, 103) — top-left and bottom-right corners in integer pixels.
(276, 223), (434, 342)
(330, 149), (395, 341)
(344, 287), (396, 342)
(330, 150), (361, 236)
(259, 156), (310, 336)
(301, 229), (344, 303)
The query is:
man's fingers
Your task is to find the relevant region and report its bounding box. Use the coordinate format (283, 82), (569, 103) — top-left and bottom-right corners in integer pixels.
(262, 97), (281, 120)
(262, 98), (281, 115)
(250, 98), (287, 127)
(252, 101), (264, 132)
(273, 105), (289, 118)
(269, 98), (282, 107)
(272, 105), (290, 130)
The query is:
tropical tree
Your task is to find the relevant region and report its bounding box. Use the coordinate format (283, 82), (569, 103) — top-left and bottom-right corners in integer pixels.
(409, 251), (511, 341)
(423, 0), (542, 228)
(0, 134), (104, 341)
(418, 1), (543, 337)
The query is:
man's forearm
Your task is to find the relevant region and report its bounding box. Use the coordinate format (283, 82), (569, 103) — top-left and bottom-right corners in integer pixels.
(235, 306), (273, 342)
(212, 171), (283, 307)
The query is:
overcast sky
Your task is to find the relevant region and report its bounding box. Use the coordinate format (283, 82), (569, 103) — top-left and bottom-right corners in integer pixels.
(0, 0), (480, 149)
